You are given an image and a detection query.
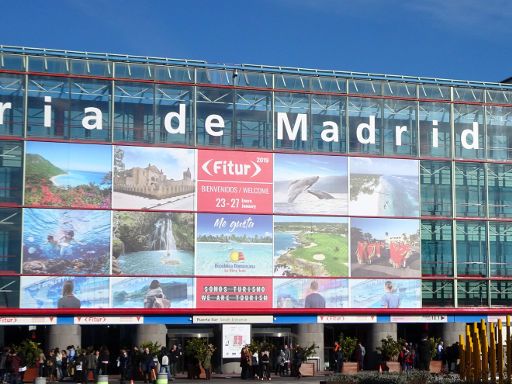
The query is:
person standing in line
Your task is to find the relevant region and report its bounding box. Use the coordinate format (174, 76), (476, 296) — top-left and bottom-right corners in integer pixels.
(417, 335), (432, 371)
(260, 349), (271, 381)
(159, 347), (170, 379)
(355, 341), (365, 371)
(283, 345), (291, 376)
(98, 346), (110, 375)
(118, 349), (131, 384)
(168, 345), (179, 380)
(85, 348), (97, 383)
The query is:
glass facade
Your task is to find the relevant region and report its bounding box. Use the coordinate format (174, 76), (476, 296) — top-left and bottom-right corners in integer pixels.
(0, 48), (512, 310)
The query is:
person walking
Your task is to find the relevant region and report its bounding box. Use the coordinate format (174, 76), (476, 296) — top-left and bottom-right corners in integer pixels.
(158, 347), (170, 379)
(355, 341), (365, 371)
(118, 350), (131, 384)
(168, 345), (179, 380)
(98, 347), (110, 375)
(85, 348), (97, 383)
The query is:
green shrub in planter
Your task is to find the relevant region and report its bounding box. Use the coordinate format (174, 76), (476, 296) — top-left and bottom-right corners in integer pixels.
(325, 371), (466, 384)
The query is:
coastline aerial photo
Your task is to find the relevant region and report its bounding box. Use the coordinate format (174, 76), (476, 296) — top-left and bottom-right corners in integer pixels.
(113, 146), (195, 211)
(349, 157), (419, 217)
(274, 216), (348, 277)
(274, 153), (348, 215)
(112, 211), (194, 275)
(24, 141), (112, 208)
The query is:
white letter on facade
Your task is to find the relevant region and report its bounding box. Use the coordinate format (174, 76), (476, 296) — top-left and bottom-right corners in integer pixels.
(356, 115), (376, 144)
(164, 103), (186, 134)
(395, 125), (408, 146)
(461, 122), (480, 149)
(44, 96), (52, 128)
(82, 107), (103, 130)
(321, 121), (339, 142)
(277, 112), (307, 141)
(205, 114), (224, 137)
(432, 120), (439, 148)
(0, 103), (12, 125)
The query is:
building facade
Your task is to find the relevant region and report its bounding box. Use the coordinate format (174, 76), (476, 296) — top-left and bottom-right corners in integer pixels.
(0, 45), (511, 370)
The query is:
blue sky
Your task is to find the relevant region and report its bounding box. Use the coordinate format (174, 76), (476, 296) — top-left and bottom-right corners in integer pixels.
(26, 141), (111, 172)
(119, 146), (195, 179)
(351, 217), (419, 238)
(1, 1), (510, 83)
(275, 153), (347, 180)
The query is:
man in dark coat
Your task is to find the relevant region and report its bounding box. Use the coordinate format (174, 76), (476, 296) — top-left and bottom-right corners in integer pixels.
(417, 335), (432, 371)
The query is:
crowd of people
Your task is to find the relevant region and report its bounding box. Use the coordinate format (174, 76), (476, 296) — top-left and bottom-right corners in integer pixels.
(239, 344), (305, 380)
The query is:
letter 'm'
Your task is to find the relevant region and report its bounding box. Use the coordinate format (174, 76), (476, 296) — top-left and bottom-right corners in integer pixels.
(277, 112), (307, 141)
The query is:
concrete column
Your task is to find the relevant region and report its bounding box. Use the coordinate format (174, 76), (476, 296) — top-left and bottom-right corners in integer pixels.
(368, 323), (397, 370)
(136, 324), (167, 347)
(297, 324), (324, 372)
(48, 325), (81, 349)
(442, 322), (466, 346)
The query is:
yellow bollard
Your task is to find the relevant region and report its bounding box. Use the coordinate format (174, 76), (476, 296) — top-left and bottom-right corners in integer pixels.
(460, 334), (466, 381)
(499, 319), (504, 384)
(507, 315), (511, 384)
(491, 324), (497, 384)
(482, 319), (489, 384)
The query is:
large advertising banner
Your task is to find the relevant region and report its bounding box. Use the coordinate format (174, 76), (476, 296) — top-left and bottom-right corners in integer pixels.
(350, 217), (421, 278)
(273, 278), (348, 308)
(112, 146), (195, 211)
(195, 214), (273, 276)
(350, 279), (421, 308)
(22, 208), (111, 275)
(112, 211), (194, 275)
(197, 150), (273, 214)
(223, 324), (251, 358)
(196, 277), (272, 309)
(111, 277), (194, 308)
(24, 141), (112, 208)
(274, 216), (348, 277)
(274, 154), (348, 215)
(349, 157), (419, 217)
(20, 276), (110, 308)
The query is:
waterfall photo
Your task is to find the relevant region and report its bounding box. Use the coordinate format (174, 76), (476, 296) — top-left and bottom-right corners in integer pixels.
(273, 153), (348, 215)
(112, 211), (194, 275)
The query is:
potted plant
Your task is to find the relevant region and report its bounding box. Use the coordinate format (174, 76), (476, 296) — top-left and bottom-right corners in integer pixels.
(376, 336), (401, 372)
(339, 336), (358, 374)
(295, 343), (318, 377)
(185, 338), (209, 379)
(428, 337), (443, 373)
(14, 339), (43, 382)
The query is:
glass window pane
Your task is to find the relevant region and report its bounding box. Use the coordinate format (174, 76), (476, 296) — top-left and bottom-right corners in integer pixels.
(420, 160), (452, 216)
(457, 280), (488, 307)
(0, 54), (25, 71)
(349, 80), (381, 96)
(310, 77), (346, 93)
(455, 162), (486, 217)
(487, 163), (512, 218)
(0, 73), (24, 137)
(419, 102), (451, 158)
(453, 87), (484, 103)
(196, 87), (233, 148)
(154, 65), (193, 83)
(114, 81), (154, 143)
(311, 94), (345, 153)
(27, 76), (111, 142)
(155, 84), (193, 146)
(275, 75), (309, 91)
(0, 276), (19, 307)
(490, 280), (512, 307)
(422, 280), (454, 307)
(274, 92), (309, 151)
(486, 105), (512, 160)
(115, 63), (152, 80)
(29, 56), (69, 74)
(383, 82), (416, 98)
(348, 97), (383, 155)
(233, 89), (272, 150)
(419, 84), (450, 100)
(196, 69), (233, 86)
(454, 104), (485, 159)
(382, 100), (417, 156)
(0, 141), (23, 205)
(421, 220), (453, 276)
(234, 71), (272, 89)
(489, 222), (512, 276)
(456, 221), (487, 277)
(0, 209), (21, 273)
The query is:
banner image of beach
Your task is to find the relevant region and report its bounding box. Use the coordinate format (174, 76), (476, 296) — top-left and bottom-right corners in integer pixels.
(22, 208), (111, 275)
(195, 213), (273, 276)
(349, 157), (419, 217)
(113, 146), (195, 210)
(350, 217), (421, 278)
(111, 277), (194, 308)
(20, 276), (109, 308)
(273, 278), (348, 308)
(24, 141), (112, 208)
(350, 279), (421, 308)
(274, 216), (348, 277)
(112, 211), (194, 275)
(274, 154), (348, 215)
